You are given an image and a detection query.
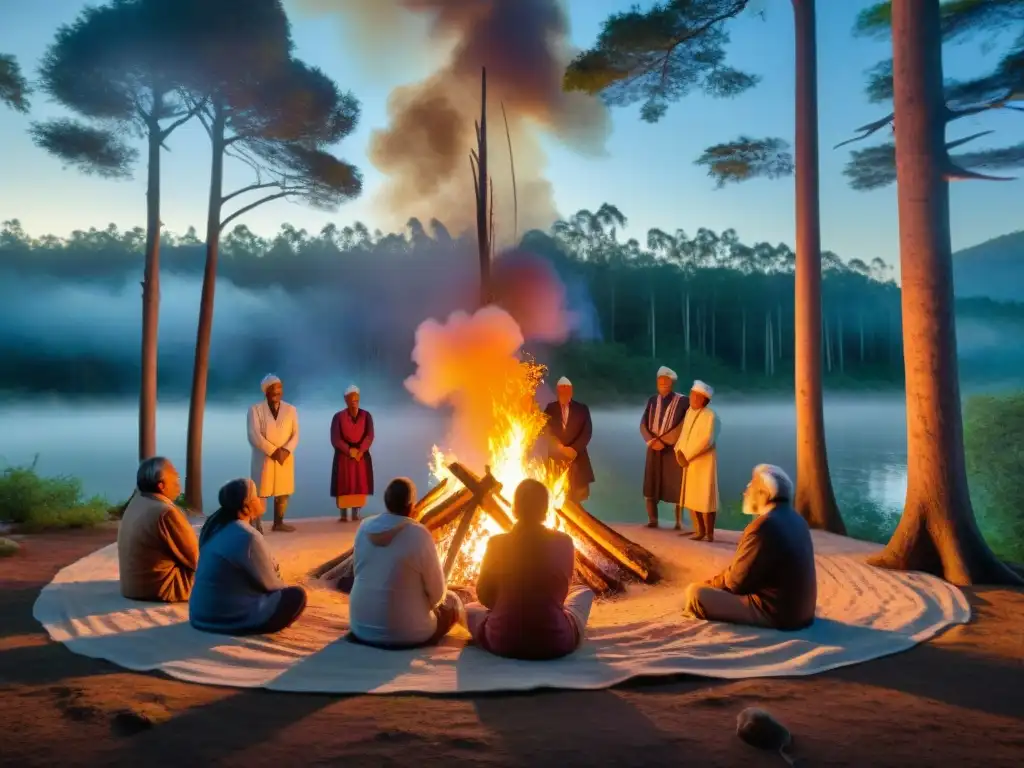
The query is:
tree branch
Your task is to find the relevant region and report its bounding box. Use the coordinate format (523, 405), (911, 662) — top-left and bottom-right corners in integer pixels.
(221, 181), (281, 204)
(160, 96), (207, 140)
(219, 191), (292, 231)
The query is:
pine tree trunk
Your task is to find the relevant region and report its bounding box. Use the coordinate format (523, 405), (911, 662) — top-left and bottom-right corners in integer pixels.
(184, 101), (227, 511)
(609, 279), (617, 343)
(138, 105), (164, 462)
(711, 303), (717, 357)
(791, 0), (845, 534)
(869, 0), (1020, 585)
(823, 315), (833, 373)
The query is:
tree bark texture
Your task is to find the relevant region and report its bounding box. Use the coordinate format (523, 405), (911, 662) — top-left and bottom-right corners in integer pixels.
(184, 101), (227, 511)
(869, 0), (1021, 585)
(138, 115), (163, 462)
(791, 0), (845, 534)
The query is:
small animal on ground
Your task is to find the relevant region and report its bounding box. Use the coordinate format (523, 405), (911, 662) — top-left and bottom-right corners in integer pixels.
(736, 707), (798, 766)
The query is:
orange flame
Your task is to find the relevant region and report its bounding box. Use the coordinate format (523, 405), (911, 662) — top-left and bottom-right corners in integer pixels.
(428, 358), (569, 584)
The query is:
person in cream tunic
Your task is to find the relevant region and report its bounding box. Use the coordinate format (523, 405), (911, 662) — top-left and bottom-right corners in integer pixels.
(674, 379), (721, 541)
(248, 374), (300, 532)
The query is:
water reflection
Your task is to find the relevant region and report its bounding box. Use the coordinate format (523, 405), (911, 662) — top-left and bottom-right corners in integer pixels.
(1, 395), (911, 540)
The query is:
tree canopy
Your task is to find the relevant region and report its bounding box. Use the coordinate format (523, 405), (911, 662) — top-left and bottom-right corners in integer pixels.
(562, 0), (789, 186)
(0, 53), (30, 113)
(842, 0), (1024, 190)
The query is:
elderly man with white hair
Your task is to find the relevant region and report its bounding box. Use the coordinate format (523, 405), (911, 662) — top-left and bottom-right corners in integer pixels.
(639, 365), (688, 529)
(330, 383), (376, 522)
(542, 376), (595, 502)
(682, 464), (817, 631)
(675, 379), (721, 541)
(247, 374), (300, 532)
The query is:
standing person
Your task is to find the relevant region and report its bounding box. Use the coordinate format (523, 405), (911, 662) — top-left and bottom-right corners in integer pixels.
(330, 384), (375, 522)
(247, 374), (300, 533)
(542, 376), (595, 503)
(675, 380), (721, 541)
(639, 366), (688, 529)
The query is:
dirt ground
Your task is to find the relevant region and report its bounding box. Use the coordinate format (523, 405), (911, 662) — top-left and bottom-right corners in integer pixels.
(1, 529), (1022, 768)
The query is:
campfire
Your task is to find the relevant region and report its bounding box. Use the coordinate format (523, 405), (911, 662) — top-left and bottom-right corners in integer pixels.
(312, 359), (661, 598)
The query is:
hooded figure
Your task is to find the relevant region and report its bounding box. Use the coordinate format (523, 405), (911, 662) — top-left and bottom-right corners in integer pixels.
(347, 477), (464, 649)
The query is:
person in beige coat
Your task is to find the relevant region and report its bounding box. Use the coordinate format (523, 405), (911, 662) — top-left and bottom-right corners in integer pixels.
(248, 374), (300, 532)
(117, 457), (199, 603)
(674, 380), (721, 541)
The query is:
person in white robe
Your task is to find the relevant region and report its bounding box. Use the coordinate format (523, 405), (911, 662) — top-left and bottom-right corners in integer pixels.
(675, 379), (721, 541)
(247, 374), (300, 533)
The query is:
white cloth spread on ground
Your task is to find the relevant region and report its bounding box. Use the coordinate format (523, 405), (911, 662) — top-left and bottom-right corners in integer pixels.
(33, 518), (970, 695)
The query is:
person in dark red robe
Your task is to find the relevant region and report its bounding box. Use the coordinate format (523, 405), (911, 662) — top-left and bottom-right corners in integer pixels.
(330, 385), (375, 522)
(542, 376), (595, 503)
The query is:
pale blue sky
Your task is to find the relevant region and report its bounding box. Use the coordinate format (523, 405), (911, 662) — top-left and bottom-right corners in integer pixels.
(0, 0), (1020, 273)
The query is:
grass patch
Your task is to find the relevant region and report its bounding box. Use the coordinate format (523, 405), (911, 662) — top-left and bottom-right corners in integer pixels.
(0, 456), (111, 532)
(964, 391), (1024, 563)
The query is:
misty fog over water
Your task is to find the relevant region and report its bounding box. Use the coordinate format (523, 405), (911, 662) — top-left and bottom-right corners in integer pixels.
(2, 396), (909, 538)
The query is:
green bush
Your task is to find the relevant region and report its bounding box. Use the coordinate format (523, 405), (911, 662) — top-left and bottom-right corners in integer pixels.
(964, 391), (1024, 563)
(0, 456), (110, 532)
(0, 537), (19, 556)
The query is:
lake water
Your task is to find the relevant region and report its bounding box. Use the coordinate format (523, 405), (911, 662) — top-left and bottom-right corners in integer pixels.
(1, 396), (908, 539)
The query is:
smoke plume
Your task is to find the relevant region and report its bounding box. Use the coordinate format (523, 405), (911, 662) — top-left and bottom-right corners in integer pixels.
(491, 250), (572, 343)
(294, 0), (610, 241)
(405, 306), (531, 470)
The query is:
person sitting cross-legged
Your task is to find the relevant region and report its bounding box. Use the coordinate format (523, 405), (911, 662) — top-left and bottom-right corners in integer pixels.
(347, 477), (464, 649)
(189, 478), (307, 635)
(682, 464), (817, 631)
(117, 457), (199, 603)
(466, 478), (595, 660)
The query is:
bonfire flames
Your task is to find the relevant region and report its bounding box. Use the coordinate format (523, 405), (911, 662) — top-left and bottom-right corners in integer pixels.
(405, 306), (576, 584)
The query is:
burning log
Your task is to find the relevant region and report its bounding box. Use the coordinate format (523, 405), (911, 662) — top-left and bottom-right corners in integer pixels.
(311, 462), (661, 598)
(413, 478), (450, 519)
(559, 499), (661, 585)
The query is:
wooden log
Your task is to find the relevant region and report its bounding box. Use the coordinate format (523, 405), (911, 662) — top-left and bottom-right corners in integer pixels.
(413, 478), (450, 519)
(556, 512), (623, 594)
(442, 503), (480, 580)
(481, 495), (514, 531)
(559, 500), (658, 583)
(574, 554), (617, 595)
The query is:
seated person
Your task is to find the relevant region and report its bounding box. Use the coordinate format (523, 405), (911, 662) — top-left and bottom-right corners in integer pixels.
(466, 479), (595, 660)
(682, 464), (817, 631)
(189, 478), (307, 635)
(347, 477), (463, 649)
(117, 457), (199, 603)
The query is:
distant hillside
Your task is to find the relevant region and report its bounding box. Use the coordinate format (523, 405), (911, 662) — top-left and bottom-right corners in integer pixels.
(954, 231), (1024, 301)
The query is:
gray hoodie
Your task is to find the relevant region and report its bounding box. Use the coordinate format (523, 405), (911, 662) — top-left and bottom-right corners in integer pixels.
(348, 512), (447, 646)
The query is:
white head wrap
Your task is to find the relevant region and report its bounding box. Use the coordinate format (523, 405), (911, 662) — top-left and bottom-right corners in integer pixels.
(260, 374), (281, 393)
(656, 366), (677, 381)
(691, 379), (714, 398)
(556, 376), (572, 387)
(344, 384), (360, 397)
(752, 464), (793, 503)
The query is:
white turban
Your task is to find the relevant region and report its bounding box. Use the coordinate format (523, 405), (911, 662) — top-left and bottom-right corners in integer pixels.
(752, 464), (793, 503)
(656, 366), (677, 381)
(344, 384), (360, 396)
(691, 379), (714, 398)
(260, 374), (281, 393)
(556, 376), (572, 387)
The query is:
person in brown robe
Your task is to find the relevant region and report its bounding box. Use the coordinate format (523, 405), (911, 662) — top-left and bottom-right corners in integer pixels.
(682, 464), (817, 631)
(542, 376), (595, 503)
(639, 365), (688, 528)
(117, 457), (199, 603)
(330, 384), (375, 522)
